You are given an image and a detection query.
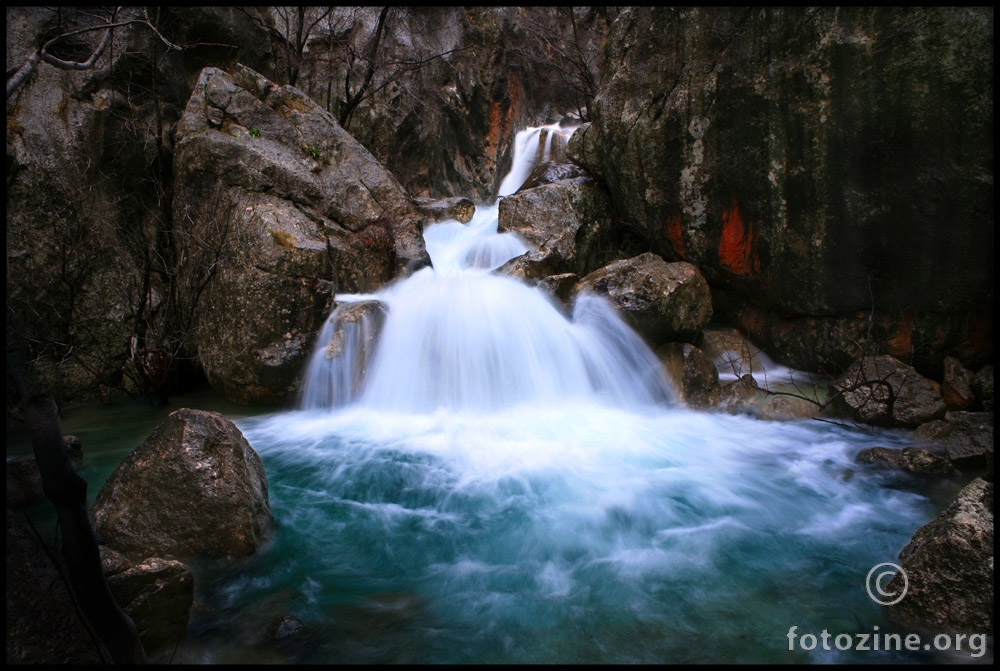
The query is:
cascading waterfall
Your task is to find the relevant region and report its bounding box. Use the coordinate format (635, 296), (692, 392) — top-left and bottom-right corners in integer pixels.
(203, 123), (959, 665)
(300, 121), (672, 414)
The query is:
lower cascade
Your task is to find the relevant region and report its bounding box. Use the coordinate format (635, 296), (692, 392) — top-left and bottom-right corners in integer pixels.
(220, 125), (949, 664)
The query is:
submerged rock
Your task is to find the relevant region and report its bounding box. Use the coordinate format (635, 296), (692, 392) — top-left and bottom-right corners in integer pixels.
(855, 446), (954, 476)
(92, 409), (272, 561)
(888, 478), (993, 633)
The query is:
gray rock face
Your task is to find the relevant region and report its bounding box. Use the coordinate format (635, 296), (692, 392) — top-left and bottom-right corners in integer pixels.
(92, 408), (272, 561)
(888, 478), (993, 633)
(833, 355), (947, 428)
(576, 253), (713, 347)
(584, 7), (992, 373)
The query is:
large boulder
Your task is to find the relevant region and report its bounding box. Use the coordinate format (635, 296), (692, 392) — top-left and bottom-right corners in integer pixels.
(576, 253), (713, 347)
(173, 64), (429, 404)
(938, 412), (994, 467)
(92, 408), (272, 561)
(581, 7), (992, 374)
(833, 355), (947, 427)
(888, 478), (993, 633)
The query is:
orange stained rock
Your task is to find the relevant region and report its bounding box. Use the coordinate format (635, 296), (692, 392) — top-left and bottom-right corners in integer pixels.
(719, 200), (760, 278)
(666, 212), (686, 259)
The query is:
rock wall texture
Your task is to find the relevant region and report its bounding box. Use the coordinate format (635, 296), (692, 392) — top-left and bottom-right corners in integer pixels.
(578, 7), (993, 374)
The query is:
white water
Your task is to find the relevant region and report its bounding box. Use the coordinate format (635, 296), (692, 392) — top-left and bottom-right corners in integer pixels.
(220, 126), (950, 664)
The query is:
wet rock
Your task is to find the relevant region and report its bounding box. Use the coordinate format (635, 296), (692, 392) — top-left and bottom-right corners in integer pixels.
(888, 478), (993, 633)
(755, 394), (821, 422)
(833, 355), (947, 428)
(412, 196), (476, 224)
(106, 557), (195, 654)
(718, 374), (760, 416)
(855, 447), (954, 476)
(521, 161), (587, 191)
(658, 342), (721, 410)
(266, 614), (309, 642)
(301, 300), (389, 408)
(537, 273), (579, 305)
(92, 408), (272, 561)
(576, 253), (713, 347)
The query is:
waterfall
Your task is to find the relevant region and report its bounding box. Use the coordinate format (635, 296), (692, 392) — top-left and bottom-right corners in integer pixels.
(219, 122), (941, 665)
(300, 123), (673, 414)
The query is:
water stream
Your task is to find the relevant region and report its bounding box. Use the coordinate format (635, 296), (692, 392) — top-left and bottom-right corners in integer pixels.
(173, 125), (971, 663)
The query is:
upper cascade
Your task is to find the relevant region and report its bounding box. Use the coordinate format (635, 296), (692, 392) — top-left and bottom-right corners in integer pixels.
(300, 123), (674, 414)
